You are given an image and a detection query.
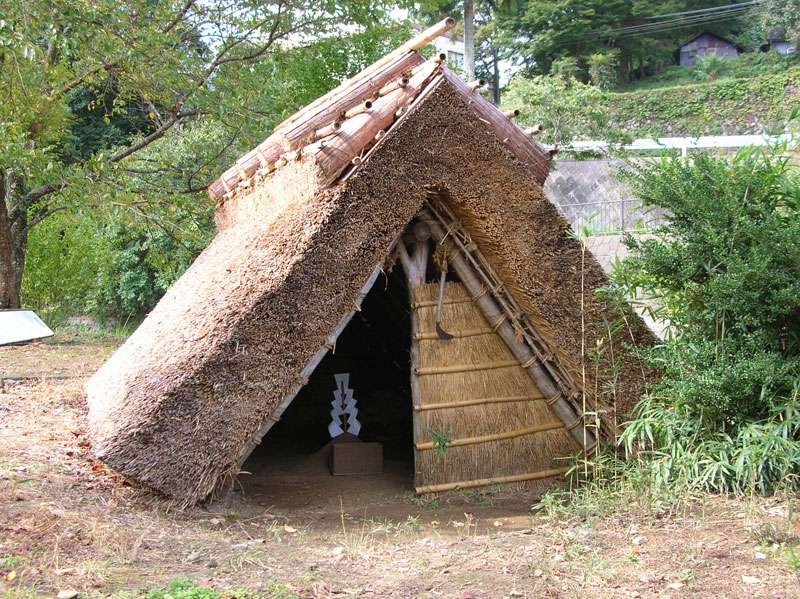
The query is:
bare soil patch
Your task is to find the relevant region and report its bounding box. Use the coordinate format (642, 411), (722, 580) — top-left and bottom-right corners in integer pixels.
(1, 332), (799, 598)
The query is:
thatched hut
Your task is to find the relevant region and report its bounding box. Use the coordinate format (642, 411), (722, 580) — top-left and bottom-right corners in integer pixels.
(86, 19), (655, 507)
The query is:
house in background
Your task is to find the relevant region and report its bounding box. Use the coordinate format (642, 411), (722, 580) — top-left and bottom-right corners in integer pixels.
(767, 28), (796, 55)
(412, 24), (465, 71)
(678, 31), (740, 66)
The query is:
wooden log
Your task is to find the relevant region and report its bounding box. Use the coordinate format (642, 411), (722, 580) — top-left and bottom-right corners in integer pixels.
(414, 394), (544, 411)
(440, 68), (551, 186)
(420, 210), (596, 451)
(416, 421), (565, 450)
(415, 467), (571, 494)
(310, 59), (440, 186)
(415, 360), (519, 375)
(398, 238), (430, 471)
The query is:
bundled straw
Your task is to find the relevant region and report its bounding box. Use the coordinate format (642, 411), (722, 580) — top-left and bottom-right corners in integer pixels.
(414, 282), (579, 491)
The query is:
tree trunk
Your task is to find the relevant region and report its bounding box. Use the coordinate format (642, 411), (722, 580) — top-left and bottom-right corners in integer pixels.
(0, 171), (30, 309)
(464, 0), (475, 80)
(492, 47), (501, 105)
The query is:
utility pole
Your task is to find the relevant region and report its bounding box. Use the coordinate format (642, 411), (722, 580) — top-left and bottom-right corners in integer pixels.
(464, 0), (475, 80)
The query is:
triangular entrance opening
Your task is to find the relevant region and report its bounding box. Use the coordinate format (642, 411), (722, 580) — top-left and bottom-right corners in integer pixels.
(239, 261), (416, 494)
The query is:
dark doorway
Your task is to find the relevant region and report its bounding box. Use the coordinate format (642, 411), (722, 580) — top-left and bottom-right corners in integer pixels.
(244, 265), (414, 471)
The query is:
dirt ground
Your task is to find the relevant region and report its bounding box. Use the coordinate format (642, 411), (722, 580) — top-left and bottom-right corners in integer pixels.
(2, 332), (800, 598)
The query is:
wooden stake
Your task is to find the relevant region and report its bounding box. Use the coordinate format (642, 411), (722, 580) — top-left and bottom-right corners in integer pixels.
(503, 109), (520, 119)
(344, 101), (373, 119)
(525, 124), (544, 136)
(315, 120), (341, 140)
(415, 467), (571, 494)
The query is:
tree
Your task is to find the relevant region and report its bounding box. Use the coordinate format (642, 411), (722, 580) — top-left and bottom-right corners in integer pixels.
(501, 74), (631, 146)
(495, 0), (751, 83)
(0, 0), (391, 309)
(762, 0), (800, 48)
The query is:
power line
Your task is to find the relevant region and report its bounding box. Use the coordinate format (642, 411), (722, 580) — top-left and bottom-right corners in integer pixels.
(548, 5), (753, 45)
(643, 0), (763, 19)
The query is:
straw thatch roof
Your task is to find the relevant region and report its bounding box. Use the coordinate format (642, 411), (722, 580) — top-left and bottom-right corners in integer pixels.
(86, 20), (656, 507)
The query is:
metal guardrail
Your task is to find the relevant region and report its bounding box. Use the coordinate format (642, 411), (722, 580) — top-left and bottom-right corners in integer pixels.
(558, 133), (793, 157)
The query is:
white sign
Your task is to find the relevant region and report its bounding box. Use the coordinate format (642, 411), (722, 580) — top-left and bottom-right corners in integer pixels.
(0, 310), (54, 345)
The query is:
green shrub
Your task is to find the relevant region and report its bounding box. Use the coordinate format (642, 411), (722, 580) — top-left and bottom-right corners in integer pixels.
(610, 119), (800, 493)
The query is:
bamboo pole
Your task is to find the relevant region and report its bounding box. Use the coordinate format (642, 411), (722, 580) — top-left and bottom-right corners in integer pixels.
(411, 296), (473, 308)
(415, 421), (564, 451)
(429, 200), (587, 406)
(415, 467), (571, 494)
(412, 327), (492, 340)
(419, 210), (596, 451)
(344, 101), (373, 119)
(414, 394), (544, 411)
(415, 360), (518, 375)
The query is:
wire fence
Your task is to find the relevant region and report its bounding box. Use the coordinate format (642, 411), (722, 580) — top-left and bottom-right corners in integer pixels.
(556, 197), (670, 233)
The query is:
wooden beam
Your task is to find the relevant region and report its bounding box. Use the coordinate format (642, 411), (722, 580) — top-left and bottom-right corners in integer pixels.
(415, 467), (571, 494)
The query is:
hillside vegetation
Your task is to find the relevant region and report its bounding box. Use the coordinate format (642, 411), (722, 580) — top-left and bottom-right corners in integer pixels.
(503, 52), (800, 143)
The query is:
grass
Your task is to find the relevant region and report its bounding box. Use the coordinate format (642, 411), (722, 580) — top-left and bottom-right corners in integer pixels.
(107, 577), (299, 599)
